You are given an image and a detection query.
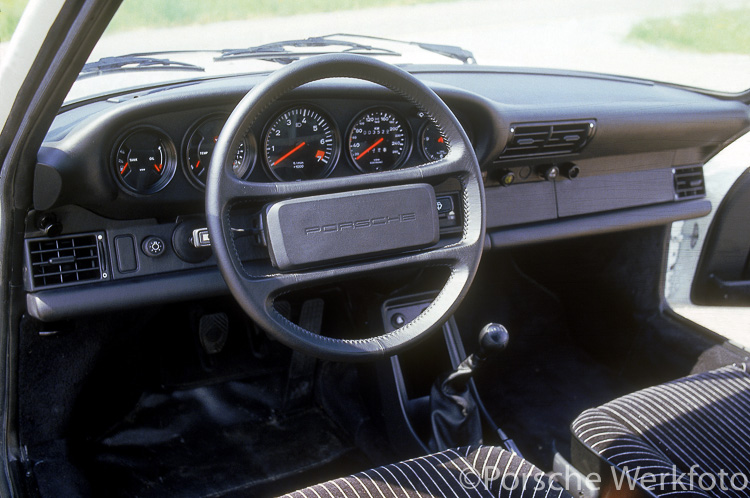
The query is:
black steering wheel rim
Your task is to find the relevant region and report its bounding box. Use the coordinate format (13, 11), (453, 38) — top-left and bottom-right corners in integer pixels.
(206, 54), (485, 361)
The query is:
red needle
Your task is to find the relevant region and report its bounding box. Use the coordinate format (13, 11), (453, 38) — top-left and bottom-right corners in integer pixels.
(155, 163), (163, 173)
(356, 137), (384, 160)
(194, 160), (201, 170)
(273, 142), (306, 166)
(120, 162), (129, 175)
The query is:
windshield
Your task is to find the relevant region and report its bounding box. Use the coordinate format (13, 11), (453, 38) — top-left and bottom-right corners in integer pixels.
(11, 0), (750, 101)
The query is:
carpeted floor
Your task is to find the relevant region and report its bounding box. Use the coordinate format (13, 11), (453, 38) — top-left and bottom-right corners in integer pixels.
(456, 255), (635, 469)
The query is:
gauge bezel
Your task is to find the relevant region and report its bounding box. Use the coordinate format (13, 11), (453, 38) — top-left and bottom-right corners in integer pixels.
(346, 106), (412, 174)
(419, 120), (451, 162)
(182, 114), (256, 190)
(111, 125), (177, 196)
(261, 104), (340, 182)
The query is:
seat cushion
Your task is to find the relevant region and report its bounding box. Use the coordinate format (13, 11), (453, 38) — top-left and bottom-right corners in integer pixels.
(282, 445), (572, 497)
(572, 363), (750, 497)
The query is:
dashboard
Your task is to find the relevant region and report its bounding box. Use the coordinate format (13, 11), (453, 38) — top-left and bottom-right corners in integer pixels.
(24, 67), (750, 321)
(111, 101), (453, 195)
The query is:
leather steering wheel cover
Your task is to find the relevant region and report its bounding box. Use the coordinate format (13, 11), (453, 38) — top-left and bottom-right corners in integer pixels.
(206, 54), (485, 361)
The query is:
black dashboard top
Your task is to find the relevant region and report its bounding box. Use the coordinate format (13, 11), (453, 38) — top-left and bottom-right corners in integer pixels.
(24, 65), (750, 321)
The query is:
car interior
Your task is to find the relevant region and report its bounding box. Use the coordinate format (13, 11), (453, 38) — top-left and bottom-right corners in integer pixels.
(3, 2), (750, 497)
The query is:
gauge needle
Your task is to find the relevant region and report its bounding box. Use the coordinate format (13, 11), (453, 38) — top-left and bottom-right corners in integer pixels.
(120, 162), (129, 175)
(273, 141), (306, 166)
(154, 163), (163, 173)
(356, 137), (384, 160)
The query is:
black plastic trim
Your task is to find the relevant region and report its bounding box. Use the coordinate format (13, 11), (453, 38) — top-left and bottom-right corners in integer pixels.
(26, 267), (228, 322)
(25, 199), (710, 322)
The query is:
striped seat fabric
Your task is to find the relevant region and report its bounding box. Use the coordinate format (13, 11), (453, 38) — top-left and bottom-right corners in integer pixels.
(572, 363), (750, 498)
(282, 446), (572, 497)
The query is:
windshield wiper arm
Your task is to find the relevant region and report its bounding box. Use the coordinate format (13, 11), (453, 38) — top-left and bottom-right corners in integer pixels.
(319, 34), (477, 64)
(215, 37), (401, 63)
(79, 55), (205, 79)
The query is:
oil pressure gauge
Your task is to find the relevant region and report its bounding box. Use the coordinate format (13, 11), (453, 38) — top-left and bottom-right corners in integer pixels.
(113, 127), (176, 195)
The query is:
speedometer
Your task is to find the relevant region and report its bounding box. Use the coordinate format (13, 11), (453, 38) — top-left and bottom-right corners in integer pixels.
(348, 108), (410, 173)
(263, 106), (339, 181)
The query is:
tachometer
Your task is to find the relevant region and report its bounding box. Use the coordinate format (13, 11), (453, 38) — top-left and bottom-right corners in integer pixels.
(114, 127), (176, 195)
(263, 106), (339, 181)
(184, 116), (255, 188)
(348, 108), (409, 173)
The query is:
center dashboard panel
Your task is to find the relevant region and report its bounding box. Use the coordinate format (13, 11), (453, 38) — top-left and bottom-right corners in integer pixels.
(24, 70), (750, 321)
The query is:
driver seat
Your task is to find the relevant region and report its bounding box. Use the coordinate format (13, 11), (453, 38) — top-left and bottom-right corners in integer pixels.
(282, 446), (572, 497)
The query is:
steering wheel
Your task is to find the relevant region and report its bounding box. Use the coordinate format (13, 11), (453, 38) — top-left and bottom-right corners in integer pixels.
(206, 54), (485, 361)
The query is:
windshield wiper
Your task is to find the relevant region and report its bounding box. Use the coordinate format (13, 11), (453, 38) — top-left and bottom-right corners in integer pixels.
(319, 34), (477, 64)
(215, 37), (401, 64)
(79, 55), (205, 79)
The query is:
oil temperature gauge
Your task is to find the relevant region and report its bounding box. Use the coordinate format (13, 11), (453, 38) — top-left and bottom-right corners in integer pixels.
(184, 116), (255, 188)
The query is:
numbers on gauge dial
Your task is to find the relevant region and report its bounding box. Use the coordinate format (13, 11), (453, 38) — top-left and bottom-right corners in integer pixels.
(264, 107), (338, 181)
(348, 108), (409, 173)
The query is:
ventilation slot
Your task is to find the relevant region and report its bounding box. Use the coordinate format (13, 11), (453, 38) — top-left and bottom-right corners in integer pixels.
(674, 166), (706, 199)
(27, 234), (103, 289)
(499, 120), (595, 159)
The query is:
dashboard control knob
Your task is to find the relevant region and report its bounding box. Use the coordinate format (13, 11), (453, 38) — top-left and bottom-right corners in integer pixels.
(142, 236), (166, 257)
(390, 313), (407, 328)
(542, 165), (559, 181)
(37, 213), (63, 237)
(564, 163), (581, 179)
(499, 170), (515, 186)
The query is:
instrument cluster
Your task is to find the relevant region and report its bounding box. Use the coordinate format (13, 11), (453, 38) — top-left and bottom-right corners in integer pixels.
(112, 103), (451, 195)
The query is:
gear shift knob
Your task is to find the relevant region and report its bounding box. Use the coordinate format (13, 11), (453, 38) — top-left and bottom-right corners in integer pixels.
(477, 323), (509, 360)
(428, 322), (510, 451)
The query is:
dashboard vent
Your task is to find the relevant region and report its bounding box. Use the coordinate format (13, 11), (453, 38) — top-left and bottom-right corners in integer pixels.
(499, 120), (595, 159)
(674, 166), (706, 199)
(27, 233), (104, 289)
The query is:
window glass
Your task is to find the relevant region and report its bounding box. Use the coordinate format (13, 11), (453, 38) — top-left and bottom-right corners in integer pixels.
(665, 132), (750, 347)
(53, 0), (750, 103)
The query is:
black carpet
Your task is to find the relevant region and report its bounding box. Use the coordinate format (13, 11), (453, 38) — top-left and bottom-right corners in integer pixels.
(456, 255), (635, 470)
(75, 366), (374, 497)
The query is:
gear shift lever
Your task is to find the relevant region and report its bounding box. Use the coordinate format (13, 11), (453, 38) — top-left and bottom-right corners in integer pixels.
(428, 323), (509, 452)
(443, 323), (509, 392)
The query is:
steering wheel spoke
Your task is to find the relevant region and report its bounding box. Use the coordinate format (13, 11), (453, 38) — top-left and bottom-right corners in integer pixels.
(247, 239), (469, 297)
